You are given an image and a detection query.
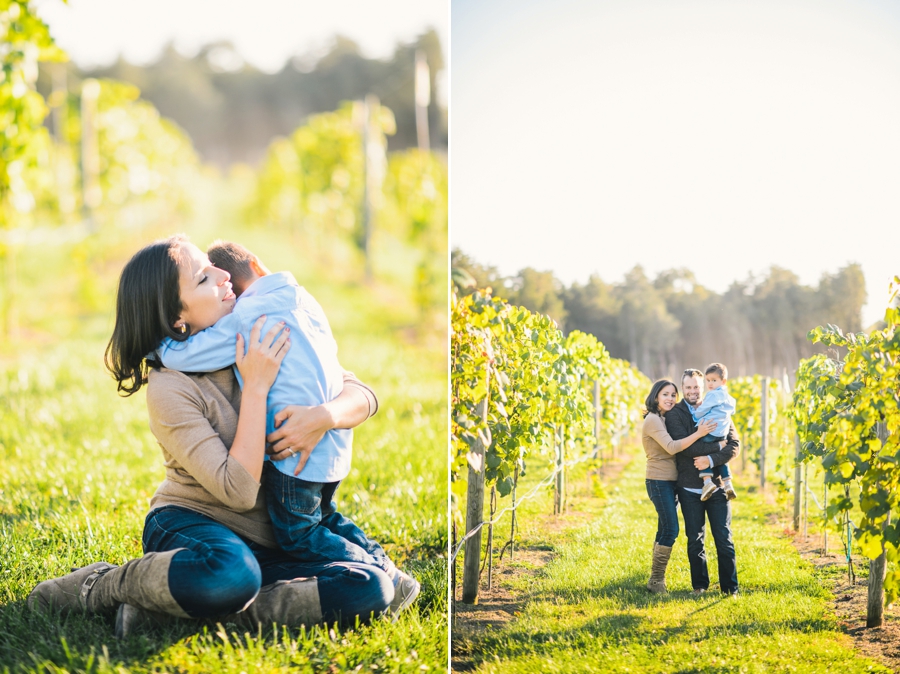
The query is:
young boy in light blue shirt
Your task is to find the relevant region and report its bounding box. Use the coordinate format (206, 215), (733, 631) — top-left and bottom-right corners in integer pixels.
(155, 240), (419, 616)
(690, 362), (738, 501)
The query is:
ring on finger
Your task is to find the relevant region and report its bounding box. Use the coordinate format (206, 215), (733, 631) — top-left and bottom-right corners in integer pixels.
(288, 447), (297, 456)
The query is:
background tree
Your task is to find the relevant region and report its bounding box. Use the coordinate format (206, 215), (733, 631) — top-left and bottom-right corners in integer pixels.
(40, 31), (447, 166)
(453, 251), (868, 382)
(505, 267), (567, 330)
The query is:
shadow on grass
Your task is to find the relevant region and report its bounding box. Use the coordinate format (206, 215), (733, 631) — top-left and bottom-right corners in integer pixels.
(529, 570), (698, 608)
(462, 569), (841, 666)
(0, 598), (191, 672)
(1, 586), (438, 673)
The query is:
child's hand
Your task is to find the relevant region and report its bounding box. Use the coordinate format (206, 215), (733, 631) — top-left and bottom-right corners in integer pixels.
(694, 456), (712, 470)
(266, 404), (335, 475)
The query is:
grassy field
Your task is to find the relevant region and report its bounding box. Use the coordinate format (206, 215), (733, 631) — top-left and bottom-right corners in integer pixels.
(453, 451), (890, 673)
(0, 185), (448, 672)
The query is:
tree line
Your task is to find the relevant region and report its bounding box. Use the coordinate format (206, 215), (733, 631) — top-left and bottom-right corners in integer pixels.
(451, 249), (866, 383)
(37, 30), (446, 166)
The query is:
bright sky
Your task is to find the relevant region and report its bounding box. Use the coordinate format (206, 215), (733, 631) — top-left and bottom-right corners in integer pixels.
(35, 0), (448, 101)
(451, 0), (900, 327)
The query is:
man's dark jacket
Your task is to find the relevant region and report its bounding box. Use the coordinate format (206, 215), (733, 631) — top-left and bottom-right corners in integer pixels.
(665, 400), (741, 489)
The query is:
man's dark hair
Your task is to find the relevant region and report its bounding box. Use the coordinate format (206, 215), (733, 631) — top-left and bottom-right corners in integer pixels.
(681, 368), (703, 385)
(105, 234), (189, 397)
(207, 239), (256, 284)
(705, 362), (728, 380)
(643, 379), (678, 418)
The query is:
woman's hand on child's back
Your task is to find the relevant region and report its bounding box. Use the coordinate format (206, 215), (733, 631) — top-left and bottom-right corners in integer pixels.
(697, 419), (717, 436)
(235, 316), (291, 396)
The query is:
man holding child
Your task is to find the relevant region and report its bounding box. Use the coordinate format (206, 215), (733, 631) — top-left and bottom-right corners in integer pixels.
(665, 366), (741, 596)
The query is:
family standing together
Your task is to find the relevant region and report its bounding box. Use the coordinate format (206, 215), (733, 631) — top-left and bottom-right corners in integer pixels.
(26, 235), (419, 636)
(642, 365), (740, 596)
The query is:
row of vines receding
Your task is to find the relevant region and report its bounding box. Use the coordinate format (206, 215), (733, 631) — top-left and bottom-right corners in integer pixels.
(450, 286), (649, 604)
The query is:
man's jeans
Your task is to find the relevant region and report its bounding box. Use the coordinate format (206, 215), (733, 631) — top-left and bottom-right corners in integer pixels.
(645, 479), (679, 547)
(143, 505), (393, 622)
(263, 462), (392, 574)
(677, 487), (738, 593)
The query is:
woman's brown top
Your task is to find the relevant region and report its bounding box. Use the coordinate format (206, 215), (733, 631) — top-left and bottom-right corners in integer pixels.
(642, 412), (684, 481)
(145, 366), (376, 548)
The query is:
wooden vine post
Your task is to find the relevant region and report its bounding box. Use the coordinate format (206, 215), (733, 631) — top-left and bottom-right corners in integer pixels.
(509, 462), (519, 560)
(803, 463), (809, 540)
(461, 353), (490, 604)
(759, 377), (768, 489)
(867, 421), (890, 628)
(593, 379), (601, 462)
(793, 434), (802, 531)
(554, 425), (566, 515)
(486, 486), (496, 590)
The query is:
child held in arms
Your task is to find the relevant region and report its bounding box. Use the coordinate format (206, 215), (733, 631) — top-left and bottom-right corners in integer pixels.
(155, 240), (419, 616)
(690, 362), (738, 501)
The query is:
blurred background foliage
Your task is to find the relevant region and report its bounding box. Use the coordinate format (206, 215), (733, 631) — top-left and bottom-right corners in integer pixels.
(0, 1), (447, 344)
(36, 30), (447, 165)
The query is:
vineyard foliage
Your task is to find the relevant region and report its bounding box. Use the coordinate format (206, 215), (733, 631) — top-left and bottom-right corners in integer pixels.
(729, 375), (795, 489)
(248, 104), (447, 310)
(0, 0), (65, 231)
(451, 288), (649, 511)
(1, 5), (448, 331)
(790, 278), (900, 603)
(248, 102), (447, 248)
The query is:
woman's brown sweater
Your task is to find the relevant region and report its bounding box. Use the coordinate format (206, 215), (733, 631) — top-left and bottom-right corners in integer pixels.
(642, 412), (684, 481)
(145, 366), (376, 548)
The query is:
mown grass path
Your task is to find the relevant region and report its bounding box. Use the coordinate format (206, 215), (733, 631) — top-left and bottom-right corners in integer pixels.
(460, 456), (889, 673)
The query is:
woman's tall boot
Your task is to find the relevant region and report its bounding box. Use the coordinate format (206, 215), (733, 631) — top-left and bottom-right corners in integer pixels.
(27, 550), (191, 620)
(646, 543), (673, 593)
(115, 577), (323, 638)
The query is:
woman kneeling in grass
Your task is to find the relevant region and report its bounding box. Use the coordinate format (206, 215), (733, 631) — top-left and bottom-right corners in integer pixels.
(27, 235), (393, 637)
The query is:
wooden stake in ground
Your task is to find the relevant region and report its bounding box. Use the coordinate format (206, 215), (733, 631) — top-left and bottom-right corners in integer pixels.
(462, 358), (490, 604)
(554, 425), (566, 515)
(594, 379), (601, 462)
(793, 434), (802, 532)
(867, 421), (890, 628)
(759, 377), (768, 489)
(803, 462), (809, 540)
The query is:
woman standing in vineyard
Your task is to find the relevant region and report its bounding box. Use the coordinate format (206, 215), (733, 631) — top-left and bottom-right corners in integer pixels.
(27, 236), (393, 636)
(642, 380), (716, 593)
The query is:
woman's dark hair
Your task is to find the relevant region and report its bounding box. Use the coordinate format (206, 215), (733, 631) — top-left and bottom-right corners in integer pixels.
(105, 234), (190, 396)
(642, 379), (678, 418)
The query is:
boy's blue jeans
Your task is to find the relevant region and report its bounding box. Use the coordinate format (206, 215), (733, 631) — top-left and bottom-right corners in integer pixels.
(142, 505), (393, 621)
(697, 436), (731, 480)
(263, 462), (393, 574)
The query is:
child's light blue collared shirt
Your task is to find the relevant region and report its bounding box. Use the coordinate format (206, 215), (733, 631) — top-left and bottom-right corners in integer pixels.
(155, 271), (350, 483)
(689, 385), (736, 439)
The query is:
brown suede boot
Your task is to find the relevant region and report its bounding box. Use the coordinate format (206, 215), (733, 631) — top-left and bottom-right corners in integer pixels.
(26, 562), (118, 615)
(646, 544), (673, 593)
(119, 576), (324, 638)
(28, 550), (191, 625)
(223, 577), (322, 631)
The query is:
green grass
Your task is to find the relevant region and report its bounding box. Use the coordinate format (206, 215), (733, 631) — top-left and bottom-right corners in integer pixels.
(0, 183), (448, 672)
(456, 454), (889, 673)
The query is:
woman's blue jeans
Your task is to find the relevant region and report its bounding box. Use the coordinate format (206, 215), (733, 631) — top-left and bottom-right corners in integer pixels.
(142, 505), (393, 623)
(645, 479), (679, 547)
